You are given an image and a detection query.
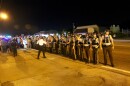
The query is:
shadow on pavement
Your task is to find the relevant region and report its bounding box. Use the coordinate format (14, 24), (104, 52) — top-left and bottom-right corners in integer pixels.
(14, 54), (29, 73)
(1, 81), (14, 86)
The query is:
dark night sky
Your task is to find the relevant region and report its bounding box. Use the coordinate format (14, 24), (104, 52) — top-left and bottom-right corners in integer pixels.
(0, 0), (130, 34)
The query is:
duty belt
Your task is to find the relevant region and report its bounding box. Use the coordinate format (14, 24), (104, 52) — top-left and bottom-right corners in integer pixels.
(84, 44), (89, 46)
(102, 43), (111, 46)
(92, 45), (98, 48)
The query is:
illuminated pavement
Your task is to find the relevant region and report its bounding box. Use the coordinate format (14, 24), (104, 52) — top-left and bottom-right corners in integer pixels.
(0, 40), (130, 86)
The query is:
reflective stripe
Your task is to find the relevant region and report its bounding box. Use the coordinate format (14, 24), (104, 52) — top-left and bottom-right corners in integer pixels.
(102, 43), (111, 45)
(84, 44), (89, 46)
(92, 45), (98, 48)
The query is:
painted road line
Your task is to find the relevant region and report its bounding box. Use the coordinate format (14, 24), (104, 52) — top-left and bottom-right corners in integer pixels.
(114, 40), (130, 42)
(101, 66), (130, 76)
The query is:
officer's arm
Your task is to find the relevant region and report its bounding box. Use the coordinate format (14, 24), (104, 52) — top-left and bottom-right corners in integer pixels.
(89, 38), (92, 49)
(110, 35), (114, 47)
(100, 36), (103, 50)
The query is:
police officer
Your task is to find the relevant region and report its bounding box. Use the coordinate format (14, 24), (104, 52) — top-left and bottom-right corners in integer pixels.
(83, 33), (91, 63)
(37, 37), (47, 59)
(75, 34), (83, 60)
(61, 34), (66, 56)
(70, 35), (76, 60)
(91, 32), (100, 64)
(53, 33), (59, 54)
(47, 34), (53, 53)
(11, 38), (17, 57)
(100, 30), (114, 67)
(66, 33), (71, 56)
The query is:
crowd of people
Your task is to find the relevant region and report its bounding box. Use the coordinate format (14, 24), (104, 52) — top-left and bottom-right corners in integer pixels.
(0, 29), (114, 67)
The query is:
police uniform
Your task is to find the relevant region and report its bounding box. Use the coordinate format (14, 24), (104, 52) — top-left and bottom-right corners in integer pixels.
(11, 39), (17, 57)
(91, 34), (100, 64)
(47, 35), (53, 53)
(66, 35), (71, 56)
(75, 34), (83, 60)
(37, 37), (47, 59)
(83, 35), (91, 63)
(101, 33), (114, 67)
(70, 35), (76, 60)
(61, 35), (66, 56)
(53, 35), (59, 54)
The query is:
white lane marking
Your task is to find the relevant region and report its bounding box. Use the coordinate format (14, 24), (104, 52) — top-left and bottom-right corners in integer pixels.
(114, 40), (130, 42)
(115, 45), (130, 47)
(101, 66), (130, 74)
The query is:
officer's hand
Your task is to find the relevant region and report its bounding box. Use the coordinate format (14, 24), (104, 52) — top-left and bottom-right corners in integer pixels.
(100, 47), (102, 50)
(112, 47), (114, 50)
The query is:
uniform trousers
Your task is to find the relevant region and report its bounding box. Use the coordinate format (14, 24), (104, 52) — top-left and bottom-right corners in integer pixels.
(37, 45), (46, 58)
(103, 45), (114, 67)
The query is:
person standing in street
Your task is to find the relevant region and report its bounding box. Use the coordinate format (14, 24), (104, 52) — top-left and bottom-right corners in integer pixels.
(37, 37), (47, 59)
(91, 32), (100, 64)
(47, 34), (53, 53)
(11, 38), (17, 57)
(83, 33), (91, 63)
(100, 29), (114, 67)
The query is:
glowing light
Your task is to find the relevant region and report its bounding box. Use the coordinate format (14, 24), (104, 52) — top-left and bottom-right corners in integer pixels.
(6, 35), (12, 38)
(0, 12), (8, 20)
(41, 34), (48, 37)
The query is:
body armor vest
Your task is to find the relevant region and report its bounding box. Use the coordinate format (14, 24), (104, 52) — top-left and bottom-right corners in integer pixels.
(92, 38), (99, 45)
(102, 35), (110, 43)
(84, 38), (90, 44)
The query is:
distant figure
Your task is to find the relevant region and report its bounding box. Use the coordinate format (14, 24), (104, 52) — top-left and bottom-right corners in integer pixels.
(27, 38), (32, 49)
(37, 37), (47, 59)
(7, 39), (11, 53)
(1, 38), (8, 53)
(11, 39), (17, 57)
(23, 38), (27, 49)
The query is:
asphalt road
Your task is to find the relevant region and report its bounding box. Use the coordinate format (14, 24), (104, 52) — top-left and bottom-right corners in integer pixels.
(0, 40), (130, 86)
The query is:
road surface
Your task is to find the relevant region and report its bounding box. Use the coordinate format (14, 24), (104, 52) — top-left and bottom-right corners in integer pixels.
(0, 40), (130, 86)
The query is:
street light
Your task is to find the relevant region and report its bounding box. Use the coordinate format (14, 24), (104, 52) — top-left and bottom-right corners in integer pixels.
(0, 12), (8, 20)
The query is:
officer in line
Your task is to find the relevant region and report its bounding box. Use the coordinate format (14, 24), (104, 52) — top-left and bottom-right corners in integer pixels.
(83, 33), (91, 63)
(70, 35), (76, 60)
(61, 34), (66, 56)
(66, 32), (71, 56)
(37, 37), (47, 59)
(100, 30), (114, 67)
(47, 34), (53, 53)
(91, 32), (100, 64)
(53, 33), (59, 54)
(75, 34), (83, 60)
